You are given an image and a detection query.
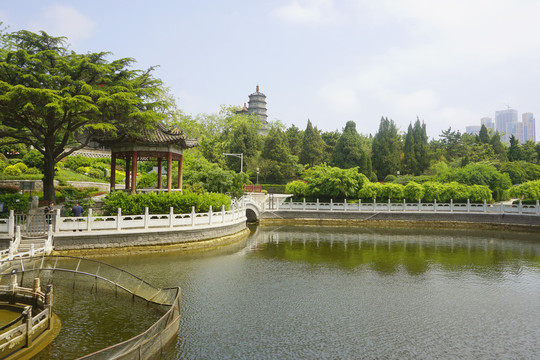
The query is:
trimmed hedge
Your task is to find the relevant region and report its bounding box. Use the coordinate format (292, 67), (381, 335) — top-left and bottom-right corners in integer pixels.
(102, 191), (231, 216)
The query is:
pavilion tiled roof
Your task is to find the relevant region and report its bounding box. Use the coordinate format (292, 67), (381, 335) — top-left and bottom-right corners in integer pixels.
(99, 123), (199, 149)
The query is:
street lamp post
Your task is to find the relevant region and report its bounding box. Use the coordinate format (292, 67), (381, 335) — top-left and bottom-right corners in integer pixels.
(223, 153), (243, 172)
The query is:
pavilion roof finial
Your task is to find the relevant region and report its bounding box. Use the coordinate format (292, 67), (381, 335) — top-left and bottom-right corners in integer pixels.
(256, 84), (259, 92)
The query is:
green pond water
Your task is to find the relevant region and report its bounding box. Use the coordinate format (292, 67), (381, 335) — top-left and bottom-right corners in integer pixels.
(37, 225), (540, 359)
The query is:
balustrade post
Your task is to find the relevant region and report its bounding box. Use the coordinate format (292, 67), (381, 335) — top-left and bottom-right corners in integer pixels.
(467, 199), (470, 213)
(373, 198), (376, 211)
(450, 199), (454, 213)
(87, 209), (93, 232)
(418, 199), (421, 212)
(358, 199), (361, 211)
(519, 200), (523, 215)
(144, 207), (149, 229)
(222, 205), (226, 223)
(209, 206), (213, 225)
(46, 225), (53, 252)
(316, 199), (320, 211)
(46, 284), (53, 330)
(117, 208), (122, 231)
(484, 200), (487, 213)
(30, 243), (34, 257)
(344, 199), (347, 212)
(303, 198), (306, 211)
(290, 198), (293, 210)
(403, 199), (406, 211)
(8, 210), (14, 238)
(500, 203), (504, 215)
(24, 306), (32, 347)
(54, 209), (60, 233)
(536, 200), (539, 216)
(191, 206), (196, 226)
(330, 199), (333, 211)
(434, 199), (437, 213)
(388, 199), (391, 212)
(169, 207), (174, 228)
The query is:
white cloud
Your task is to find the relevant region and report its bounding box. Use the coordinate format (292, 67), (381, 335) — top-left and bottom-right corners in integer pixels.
(273, 0), (339, 24)
(28, 4), (95, 44)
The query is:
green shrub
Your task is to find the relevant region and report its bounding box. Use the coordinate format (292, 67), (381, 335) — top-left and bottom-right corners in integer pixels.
(3, 165), (21, 176)
(87, 168), (105, 179)
(0, 194), (29, 217)
(102, 191), (231, 215)
(76, 166), (91, 174)
(285, 180), (308, 198)
(25, 167), (41, 174)
(358, 182), (383, 200)
(22, 149), (44, 170)
(509, 180), (540, 201)
(383, 174), (397, 183)
(13, 162), (28, 173)
(65, 155), (92, 171)
(403, 182), (423, 201)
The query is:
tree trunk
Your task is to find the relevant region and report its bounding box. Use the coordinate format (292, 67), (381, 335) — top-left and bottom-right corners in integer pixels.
(42, 152), (56, 203)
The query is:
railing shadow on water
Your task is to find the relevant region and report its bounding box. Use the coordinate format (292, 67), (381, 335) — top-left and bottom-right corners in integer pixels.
(0, 255), (181, 360)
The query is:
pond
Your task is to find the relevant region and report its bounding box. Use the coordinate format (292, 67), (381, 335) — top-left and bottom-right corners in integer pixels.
(39, 225), (540, 359)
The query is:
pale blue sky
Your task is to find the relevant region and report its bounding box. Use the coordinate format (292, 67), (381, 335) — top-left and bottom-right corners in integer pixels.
(2, 1), (539, 139)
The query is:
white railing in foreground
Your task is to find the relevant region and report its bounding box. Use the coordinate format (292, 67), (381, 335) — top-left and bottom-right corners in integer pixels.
(54, 202), (246, 233)
(265, 198), (540, 216)
(0, 225), (53, 262)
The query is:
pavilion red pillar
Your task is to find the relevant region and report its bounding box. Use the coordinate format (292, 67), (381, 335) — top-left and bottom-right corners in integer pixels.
(178, 154), (183, 191)
(157, 158), (162, 190)
(166, 152), (172, 193)
(131, 151), (138, 194)
(125, 156), (131, 191)
(110, 153), (116, 191)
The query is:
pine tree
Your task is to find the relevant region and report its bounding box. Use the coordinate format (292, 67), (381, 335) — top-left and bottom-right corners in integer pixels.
(507, 135), (522, 162)
(402, 123), (416, 174)
(372, 117), (402, 179)
(299, 119), (325, 167)
(413, 119), (430, 174)
(478, 124), (490, 144)
(331, 121), (365, 169)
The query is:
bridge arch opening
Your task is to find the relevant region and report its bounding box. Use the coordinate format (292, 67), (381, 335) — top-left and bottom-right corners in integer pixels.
(246, 208), (259, 223)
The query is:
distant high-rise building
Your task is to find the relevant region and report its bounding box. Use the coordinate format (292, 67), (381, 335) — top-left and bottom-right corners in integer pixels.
(480, 117), (494, 130)
(466, 125), (481, 135)
(522, 112), (536, 143)
(495, 109), (518, 143)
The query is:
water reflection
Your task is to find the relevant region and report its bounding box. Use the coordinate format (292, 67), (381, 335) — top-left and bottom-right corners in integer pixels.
(247, 226), (540, 276)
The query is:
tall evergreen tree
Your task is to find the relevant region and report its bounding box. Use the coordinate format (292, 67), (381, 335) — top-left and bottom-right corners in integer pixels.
(261, 126), (296, 183)
(331, 121), (366, 170)
(299, 119), (325, 167)
(490, 132), (507, 162)
(478, 124), (490, 144)
(402, 123), (416, 174)
(412, 119), (430, 174)
(285, 124), (303, 157)
(507, 135), (522, 162)
(371, 117), (402, 179)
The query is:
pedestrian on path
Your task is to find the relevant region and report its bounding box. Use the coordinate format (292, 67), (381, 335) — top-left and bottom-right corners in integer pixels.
(44, 202), (54, 225)
(71, 203), (84, 232)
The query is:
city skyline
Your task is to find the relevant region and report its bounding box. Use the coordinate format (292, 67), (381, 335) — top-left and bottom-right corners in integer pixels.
(466, 108), (536, 144)
(1, 1), (540, 140)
